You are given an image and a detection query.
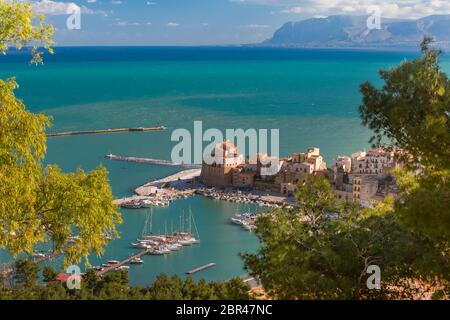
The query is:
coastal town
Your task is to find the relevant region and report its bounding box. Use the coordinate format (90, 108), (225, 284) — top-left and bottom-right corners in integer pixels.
(115, 139), (404, 210)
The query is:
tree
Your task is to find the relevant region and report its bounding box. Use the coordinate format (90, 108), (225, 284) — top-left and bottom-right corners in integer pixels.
(42, 266), (57, 283)
(0, 0), (53, 64)
(241, 40), (450, 299)
(0, 0), (122, 266)
(14, 259), (39, 288)
(359, 37), (450, 243)
(223, 277), (251, 300)
(242, 175), (448, 299)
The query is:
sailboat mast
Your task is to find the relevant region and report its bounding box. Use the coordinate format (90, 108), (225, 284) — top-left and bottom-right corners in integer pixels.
(150, 208), (153, 235)
(141, 212), (149, 238)
(182, 210), (185, 232)
(189, 208), (192, 234)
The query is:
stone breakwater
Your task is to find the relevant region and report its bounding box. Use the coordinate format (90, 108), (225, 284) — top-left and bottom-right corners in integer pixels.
(48, 126), (166, 137)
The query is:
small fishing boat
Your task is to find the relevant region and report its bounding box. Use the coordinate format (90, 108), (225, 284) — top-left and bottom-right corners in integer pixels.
(131, 242), (152, 249)
(231, 217), (243, 225)
(121, 201), (142, 209)
(116, 266), (130, 270)
(150, 248), (165, 255)
(129, 257), (144, 264)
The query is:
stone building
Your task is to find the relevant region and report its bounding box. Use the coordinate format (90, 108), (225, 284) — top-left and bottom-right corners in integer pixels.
(232, 165), (256, 188)
(199, 140), (244, 188)
(200, 143), (329, 196)
(276, 147), (328, 195)
(332, 148), (403, 205)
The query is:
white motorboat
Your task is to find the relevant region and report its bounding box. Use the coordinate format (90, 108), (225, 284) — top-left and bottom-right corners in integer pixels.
(116, 266), (130, 270)
(129, 257), (144, 264)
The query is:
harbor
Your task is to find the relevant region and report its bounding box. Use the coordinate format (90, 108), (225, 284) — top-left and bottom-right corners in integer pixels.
(113, 165), (293, 210)
(90, 209), (202, 276)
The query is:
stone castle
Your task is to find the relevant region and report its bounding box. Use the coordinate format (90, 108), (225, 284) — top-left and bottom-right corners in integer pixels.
(200, 140), (403, 206)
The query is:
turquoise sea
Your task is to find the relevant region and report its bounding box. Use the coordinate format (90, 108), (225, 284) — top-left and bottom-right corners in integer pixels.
(1, 47), (449, 285)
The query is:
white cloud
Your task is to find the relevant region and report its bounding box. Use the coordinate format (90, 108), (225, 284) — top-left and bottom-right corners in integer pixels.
(232, 0), (450, 19)
(167, 22), (180, 27)
(241, 24), (272, 28)
(116, 21), (140, 26)
(146, 1), (157, 5)
(32, 0), (102, 15)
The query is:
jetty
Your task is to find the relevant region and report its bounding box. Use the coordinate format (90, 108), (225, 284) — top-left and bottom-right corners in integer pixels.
(47, 126), (165, 137)
(186, 263), (216, 275)
(96, 248), (152, 276)
(135, 168), (201, 194)
(105, 154), (201, 169)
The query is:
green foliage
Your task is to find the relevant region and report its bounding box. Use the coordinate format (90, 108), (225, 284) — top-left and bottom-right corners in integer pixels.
(0, 1), (122, 266)
(42, 266), (57, 283)
(0, 262), (251, 300)
(0, 0), (53, 64)
(242, 176), (448, 299)
(14, 259), (39, 287)
(146, 274), (250, 300)
(242, 39), (450, 300)
(359, 38), (450, 243)
(394, 169), (450, 243)
(359, 37), (450, 171)
(37, 165), (122, 266)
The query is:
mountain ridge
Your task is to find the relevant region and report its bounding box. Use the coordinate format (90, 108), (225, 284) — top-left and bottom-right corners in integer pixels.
(261, 14), (450, 48)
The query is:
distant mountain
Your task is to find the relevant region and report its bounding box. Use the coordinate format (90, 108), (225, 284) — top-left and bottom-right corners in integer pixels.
(262, 15), (450, 48)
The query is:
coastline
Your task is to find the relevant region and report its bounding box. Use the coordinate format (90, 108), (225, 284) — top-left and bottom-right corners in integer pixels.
(115, 168), (294, 209)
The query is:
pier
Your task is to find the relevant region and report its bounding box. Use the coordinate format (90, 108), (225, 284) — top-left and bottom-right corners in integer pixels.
(105, 154), (201, 169)
(96, 248), (152, 276)
(47, 126), (165, 137)
(186, 262), (216, 275)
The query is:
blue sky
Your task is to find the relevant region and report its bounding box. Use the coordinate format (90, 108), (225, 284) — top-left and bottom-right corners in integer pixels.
(29, 0), (450, 46)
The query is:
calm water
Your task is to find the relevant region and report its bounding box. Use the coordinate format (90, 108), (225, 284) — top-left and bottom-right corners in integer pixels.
(1, 47), (448, 285)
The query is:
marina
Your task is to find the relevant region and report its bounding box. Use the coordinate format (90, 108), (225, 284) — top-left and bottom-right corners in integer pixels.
(196, 188), (293, 208)
(91, 209), (201, 276)
(230, 212), (258, 232)
(113, 190), (195, 209)
(113, 166), (294, 210)
(94, 249), (153, 276)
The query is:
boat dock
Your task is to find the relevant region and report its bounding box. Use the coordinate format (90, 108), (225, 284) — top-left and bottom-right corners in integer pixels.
(105, 154), (201, 169)
(47, 126), (165, 137)
(95, 248), (152, 276)
(186, 262), (216, 275)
